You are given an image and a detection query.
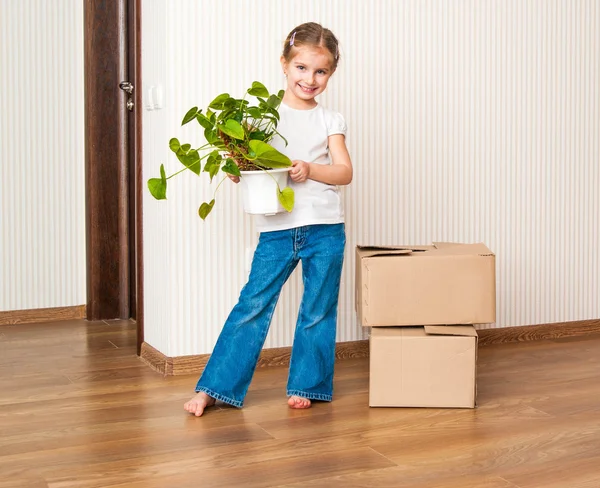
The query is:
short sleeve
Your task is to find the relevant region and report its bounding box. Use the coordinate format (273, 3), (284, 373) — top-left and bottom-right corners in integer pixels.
(327, 111), (347, 137)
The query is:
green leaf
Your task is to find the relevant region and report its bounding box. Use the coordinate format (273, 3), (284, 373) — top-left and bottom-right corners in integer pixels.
(247, 81), (269, 98)
(266, 106), (281, 120)
(169, 138), (180, 153)
(207, 150), (221, 163)
(203, 151), (222, 180)
(218, 107), (236, 122)
(247, 107), (262, 119)
(222, 158), (241, 176)
(249, 130), (266, 141)
(277, 89), (285, 99)
(182, 107), (199, 125)
(176, 148), (201, 175)
(204, 128), (221, 145)
(148, 178), (167, 200)
(207, 164), (220, 180)
(147, 163), (168, 200)
(223, 98), (238, 111)
(198, 199), (215, 220)
(196, 113), (213, 130)
(248, 140), (292, 168)
(209, 93), (230, 110)
(218, 119), (245, 140)
(278, 186), (294, 212)
(266, 95), (281, 109)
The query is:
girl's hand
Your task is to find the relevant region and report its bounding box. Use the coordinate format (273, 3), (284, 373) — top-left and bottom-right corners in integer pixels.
(227, 174), (240, 184)
(290, 160), (310, 183)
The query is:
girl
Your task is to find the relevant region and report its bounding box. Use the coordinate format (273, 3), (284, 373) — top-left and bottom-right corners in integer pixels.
(184, 22), (353, 416)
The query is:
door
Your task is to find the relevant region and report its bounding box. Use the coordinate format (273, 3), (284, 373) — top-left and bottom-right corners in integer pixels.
(84, 0), (144, 353)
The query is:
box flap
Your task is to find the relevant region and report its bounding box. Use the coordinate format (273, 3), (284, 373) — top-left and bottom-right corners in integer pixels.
(424, 325), (478, 337)
(357, 244), (433, 251)
(358, 247), (413, 258)
(356, 244), (433, 258)
(432, 242), (494, 256)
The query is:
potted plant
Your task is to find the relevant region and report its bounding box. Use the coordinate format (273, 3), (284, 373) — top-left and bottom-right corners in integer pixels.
(147, 81), (295, 219)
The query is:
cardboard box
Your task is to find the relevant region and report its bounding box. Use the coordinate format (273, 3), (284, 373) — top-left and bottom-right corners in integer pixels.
(355, 242), (495, 326)
(369, 326), (478, 408)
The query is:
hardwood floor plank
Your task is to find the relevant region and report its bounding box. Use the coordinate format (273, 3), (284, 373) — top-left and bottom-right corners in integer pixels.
(1, 320), (600, 487)
(0, 477), (48, 488)
(0, 319), (134, 339)
(1, 328), (136, 348)
(1, 434), (375, 487)
(502, 455), (600, 488)
(364, 415), (600, 483)
(277, 469), (521, 488)
(0, 372), (72, 391)
(0, 422), (274, 475)
(0, 350), (141, 377)
(47, 447), (395, 488)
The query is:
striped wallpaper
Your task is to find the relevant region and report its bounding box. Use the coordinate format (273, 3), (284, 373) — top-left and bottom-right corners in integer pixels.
(0, 1), (86, 311)
(142, 0), (599, 356)
(0, 1), (597, 358)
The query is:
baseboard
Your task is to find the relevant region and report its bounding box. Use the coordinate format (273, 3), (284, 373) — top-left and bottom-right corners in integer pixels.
(140, 339), (370, 376)
(140, 318), (600, 376)
(477, 319), (600, 346)
(0, 305), (86, 326)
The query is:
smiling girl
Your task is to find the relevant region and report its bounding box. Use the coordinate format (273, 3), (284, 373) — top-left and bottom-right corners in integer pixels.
(184, 22), (352, 416)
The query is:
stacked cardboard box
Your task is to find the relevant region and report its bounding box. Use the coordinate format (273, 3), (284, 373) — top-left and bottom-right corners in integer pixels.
(355, 242), (496, 408)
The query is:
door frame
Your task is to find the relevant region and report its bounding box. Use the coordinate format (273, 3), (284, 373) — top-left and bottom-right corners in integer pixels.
(131, 0), (144, 354)
(84, 0), (144, 354)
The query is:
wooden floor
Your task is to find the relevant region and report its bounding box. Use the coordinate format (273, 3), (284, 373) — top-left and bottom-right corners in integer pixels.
(1, 320), (600, 488)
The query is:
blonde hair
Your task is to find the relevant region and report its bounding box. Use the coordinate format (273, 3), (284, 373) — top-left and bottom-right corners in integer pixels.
(282, 22), (340, 70)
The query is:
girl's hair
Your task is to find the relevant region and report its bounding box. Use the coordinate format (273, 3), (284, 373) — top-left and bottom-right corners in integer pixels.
(282, 22), (340, 69)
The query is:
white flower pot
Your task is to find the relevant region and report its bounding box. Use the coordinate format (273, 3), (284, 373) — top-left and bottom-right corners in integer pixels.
(239, 167), (291, 216)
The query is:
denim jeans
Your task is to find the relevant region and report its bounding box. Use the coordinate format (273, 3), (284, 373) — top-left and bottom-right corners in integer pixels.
(195, 223), (346, 407)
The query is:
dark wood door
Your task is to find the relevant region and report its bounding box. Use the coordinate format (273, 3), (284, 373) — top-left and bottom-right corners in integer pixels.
(84, 0), (143, 352)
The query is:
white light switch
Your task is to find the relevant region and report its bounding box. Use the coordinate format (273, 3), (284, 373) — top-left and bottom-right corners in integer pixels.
(152, 85), (163, 110)
(145, 86), (155, 110)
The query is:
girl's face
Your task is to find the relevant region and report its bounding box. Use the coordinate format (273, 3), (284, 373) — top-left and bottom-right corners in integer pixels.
(281, 46), (335, 109)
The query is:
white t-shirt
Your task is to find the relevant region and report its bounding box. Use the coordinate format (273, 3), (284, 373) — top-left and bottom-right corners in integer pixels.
(253, 102), (348, 233)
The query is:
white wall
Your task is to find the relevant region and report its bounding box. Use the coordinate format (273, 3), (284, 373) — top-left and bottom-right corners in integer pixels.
(142, 0), (600, 357)
(0, 1), (86, 311)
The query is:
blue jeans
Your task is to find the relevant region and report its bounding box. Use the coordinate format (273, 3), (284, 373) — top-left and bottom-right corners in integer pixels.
(195, 223), (346, 407)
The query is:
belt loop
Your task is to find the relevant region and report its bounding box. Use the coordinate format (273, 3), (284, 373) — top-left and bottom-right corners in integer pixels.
(292, 227), (299, 254)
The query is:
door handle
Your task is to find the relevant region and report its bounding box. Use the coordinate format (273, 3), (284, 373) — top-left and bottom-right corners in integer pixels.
(119, 81), (134, 94)
(119, 81), (134, 111)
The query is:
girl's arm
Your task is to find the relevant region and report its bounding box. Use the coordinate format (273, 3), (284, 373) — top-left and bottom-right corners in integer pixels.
(290, 134), (353, 185)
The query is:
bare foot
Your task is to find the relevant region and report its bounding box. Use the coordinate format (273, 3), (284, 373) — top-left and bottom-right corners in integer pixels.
(184, 391), (216, 417)
(288, 395), (312, 409)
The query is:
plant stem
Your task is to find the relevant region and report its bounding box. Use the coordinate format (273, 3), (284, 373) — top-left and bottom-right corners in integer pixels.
(165, 149), (212, 180)
(263, 167), (284, 191)
(212, 175), (229, 197)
